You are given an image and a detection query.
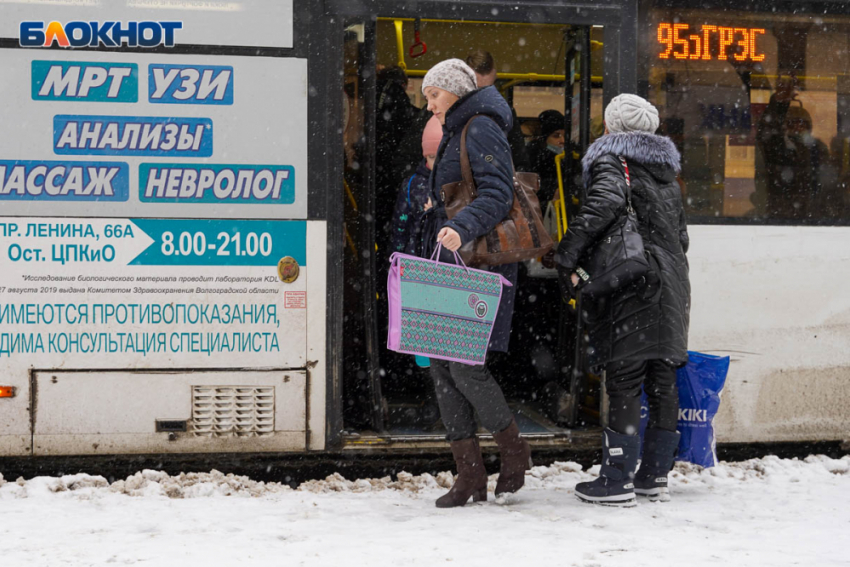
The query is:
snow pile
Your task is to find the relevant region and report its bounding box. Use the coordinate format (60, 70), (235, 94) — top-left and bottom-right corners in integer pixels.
(2, 455), (848, 567)
(297, 463), (592, 494)
(298, 470), (454, 493)
(108, 469), (294, 498)
(525, 460), (592, 490)
(0, 473), (109, 499)
(804, 454), (850, 474)
(1, 455), (848, 501)
(669, 454), (850, 488)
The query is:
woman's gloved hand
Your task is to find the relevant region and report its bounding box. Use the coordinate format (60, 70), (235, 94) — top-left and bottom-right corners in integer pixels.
(557, 265), (578, 300)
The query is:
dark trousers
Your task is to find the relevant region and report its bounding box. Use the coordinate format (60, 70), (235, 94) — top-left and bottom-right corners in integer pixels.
(431, 358), (514, 441)
(605, 359), (679, 435)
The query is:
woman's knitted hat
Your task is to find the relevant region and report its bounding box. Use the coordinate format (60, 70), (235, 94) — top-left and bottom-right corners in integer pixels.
(421, 115), (443, 156)
(421, 58), (478, 98)
(604, 93), (660, 134)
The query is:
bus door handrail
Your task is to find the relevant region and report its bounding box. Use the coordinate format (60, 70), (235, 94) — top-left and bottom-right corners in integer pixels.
(554, 151), (568, 240)
(555, 151), (578, 310)
(393, 20), (407, 70)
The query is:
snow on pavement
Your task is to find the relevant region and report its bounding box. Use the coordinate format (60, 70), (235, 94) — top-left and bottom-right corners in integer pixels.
(1, 455), (848, 567)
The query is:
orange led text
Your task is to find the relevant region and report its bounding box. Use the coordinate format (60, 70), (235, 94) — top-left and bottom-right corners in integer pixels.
(657, 23), (766, 62)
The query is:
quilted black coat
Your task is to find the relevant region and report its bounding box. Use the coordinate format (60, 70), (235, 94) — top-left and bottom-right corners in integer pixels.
(423, 86), (517, 352)
(555, 131), (690, 367)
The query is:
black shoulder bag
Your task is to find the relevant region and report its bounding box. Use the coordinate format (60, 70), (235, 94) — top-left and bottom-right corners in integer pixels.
(574, 156), (650, 297)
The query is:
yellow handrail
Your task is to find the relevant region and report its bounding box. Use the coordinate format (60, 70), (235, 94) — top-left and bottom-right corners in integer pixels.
(554, 152), (568, 240)
(405, 68), (564, 80)
(393, 19), (407, 70)
(378, 17), (567, 28)
(344, 224), (357, 256)
(407, 69), (604, 84)
(344, 179), (358, 212)
(388, 19), (604, 83)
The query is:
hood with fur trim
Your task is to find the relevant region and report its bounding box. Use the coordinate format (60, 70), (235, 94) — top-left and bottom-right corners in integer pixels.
(582, 131), (681, 186)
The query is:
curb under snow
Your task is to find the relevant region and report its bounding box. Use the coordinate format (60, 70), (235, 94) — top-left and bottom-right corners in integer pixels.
(0, 454), (847, 500)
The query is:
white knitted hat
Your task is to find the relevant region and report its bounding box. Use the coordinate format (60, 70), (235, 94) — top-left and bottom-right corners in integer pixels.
(604, 93), (660, 134)
(421, 58), (478, 98)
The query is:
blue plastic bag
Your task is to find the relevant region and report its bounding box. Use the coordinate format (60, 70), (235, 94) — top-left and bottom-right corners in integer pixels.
(639, 351), (730, 468)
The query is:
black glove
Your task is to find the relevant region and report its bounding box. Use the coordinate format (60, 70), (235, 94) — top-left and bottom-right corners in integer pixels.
(557, 265), (577, 301)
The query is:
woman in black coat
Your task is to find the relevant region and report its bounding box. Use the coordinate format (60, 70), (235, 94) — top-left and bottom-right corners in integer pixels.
(419, 59), (531, 508)
(555, 94), (690, 506)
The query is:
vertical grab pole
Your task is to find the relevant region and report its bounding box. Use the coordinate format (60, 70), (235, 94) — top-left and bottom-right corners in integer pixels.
(565, 26), (594, 428)
(361, 18), (386, 433)
(554, 151), (568, 240)
(393, 20), (407, 70)
(558, 28), (580, 427)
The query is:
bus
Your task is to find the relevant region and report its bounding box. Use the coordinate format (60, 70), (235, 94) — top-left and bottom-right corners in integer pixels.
(0, 0), (848, 461)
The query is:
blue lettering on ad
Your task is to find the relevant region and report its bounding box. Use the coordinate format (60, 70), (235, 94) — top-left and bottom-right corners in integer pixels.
(0, 160), (129, 201)
(53, 115), (213, 157)
(149, 64), (234, 105)
(138, 164), (294, 204)
(32, 61), (138, 103)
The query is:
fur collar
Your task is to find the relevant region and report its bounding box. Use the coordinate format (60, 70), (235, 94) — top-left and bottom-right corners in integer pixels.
(582, 132), (681, 186)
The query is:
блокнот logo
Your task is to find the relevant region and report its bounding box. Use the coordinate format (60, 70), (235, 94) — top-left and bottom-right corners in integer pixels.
(20, 21), (182, 48)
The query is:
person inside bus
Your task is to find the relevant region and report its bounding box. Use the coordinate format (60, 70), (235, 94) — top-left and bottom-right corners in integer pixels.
(390, 115), (442, 256)
(755, 77), (830, 221)
(527, 109), (566, 203)
(419, 58), (531, 508)
(556, 94), (690, 506)
(465, 49), (531, 171)
(507, 109), (565, 405)
(376, 65), (417, 252)
(387, 115), (443, 375)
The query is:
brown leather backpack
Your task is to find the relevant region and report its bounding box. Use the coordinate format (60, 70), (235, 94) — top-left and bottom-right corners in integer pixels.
(441, 115), (554, 267)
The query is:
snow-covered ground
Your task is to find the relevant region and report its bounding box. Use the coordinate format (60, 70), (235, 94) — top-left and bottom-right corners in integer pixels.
(2, 455), (848, 567)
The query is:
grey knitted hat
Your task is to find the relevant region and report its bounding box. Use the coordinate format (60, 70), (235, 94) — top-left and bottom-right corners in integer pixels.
(421, 58), (478, 98)
(604, 93), (660, 134)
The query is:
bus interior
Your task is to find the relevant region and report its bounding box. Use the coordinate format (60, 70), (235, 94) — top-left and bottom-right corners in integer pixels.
(341, 17), (607, 446)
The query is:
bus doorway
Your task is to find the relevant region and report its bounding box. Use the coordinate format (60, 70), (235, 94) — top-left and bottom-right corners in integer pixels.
(341, 16), (607, 447)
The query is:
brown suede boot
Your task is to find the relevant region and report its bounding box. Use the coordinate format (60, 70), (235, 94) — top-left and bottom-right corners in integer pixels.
(436, 437), (488, 508)
(493, 419), (532, 496)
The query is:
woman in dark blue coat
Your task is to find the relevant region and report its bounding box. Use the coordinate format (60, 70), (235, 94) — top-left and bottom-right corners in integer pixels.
(419, 59), (531, 508)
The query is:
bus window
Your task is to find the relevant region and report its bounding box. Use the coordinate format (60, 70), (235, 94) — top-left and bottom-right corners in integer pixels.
(644, 7), (850, 224)
(514, 86), (567, 118)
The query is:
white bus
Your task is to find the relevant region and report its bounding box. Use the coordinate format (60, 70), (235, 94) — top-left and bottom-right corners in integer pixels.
(0, 0), (847, 463)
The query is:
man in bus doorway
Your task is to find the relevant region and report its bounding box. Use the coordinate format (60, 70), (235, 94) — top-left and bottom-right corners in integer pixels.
(465, 49), (531, 171)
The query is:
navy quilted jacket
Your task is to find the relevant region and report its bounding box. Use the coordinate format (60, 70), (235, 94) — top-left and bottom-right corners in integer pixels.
(422, 86), (517, 353)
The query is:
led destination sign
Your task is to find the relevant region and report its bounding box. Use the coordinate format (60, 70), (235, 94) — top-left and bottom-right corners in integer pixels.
(657, 23), (766, 62)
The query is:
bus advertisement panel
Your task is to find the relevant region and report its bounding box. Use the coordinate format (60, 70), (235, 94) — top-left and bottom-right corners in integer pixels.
(0, 47), (315, 456)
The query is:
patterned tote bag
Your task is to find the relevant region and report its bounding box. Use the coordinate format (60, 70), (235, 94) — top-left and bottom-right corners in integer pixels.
(387, 244), (513, 366)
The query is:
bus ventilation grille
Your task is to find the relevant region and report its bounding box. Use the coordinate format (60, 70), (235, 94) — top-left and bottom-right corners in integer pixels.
(191, 386), (275, 438)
